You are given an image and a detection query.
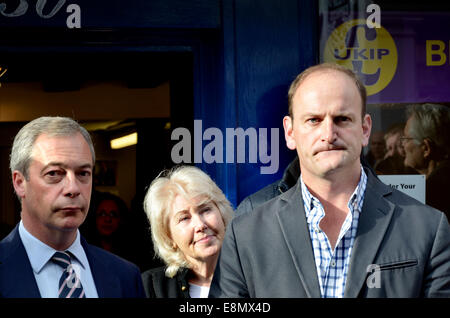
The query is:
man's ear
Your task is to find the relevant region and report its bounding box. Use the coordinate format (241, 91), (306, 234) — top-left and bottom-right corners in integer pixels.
(283, 116), (297, 150)
(12, 171), (26, 199)
(422, 139), (432, 159)
(361, 114), (372, 147)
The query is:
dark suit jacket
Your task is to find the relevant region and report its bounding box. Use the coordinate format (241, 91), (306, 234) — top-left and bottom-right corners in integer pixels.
(426, 159), (450, 219)
(209, 168), (450, 298)
(0, 225), (146, 298)
(141, 266), (190, 298)
(236, 157), (299, 216)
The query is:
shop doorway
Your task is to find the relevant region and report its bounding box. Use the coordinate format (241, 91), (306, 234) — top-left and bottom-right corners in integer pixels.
(0, 50), (193, 270)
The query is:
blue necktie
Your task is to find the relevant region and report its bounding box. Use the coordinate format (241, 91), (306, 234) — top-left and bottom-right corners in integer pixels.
(52, 251), (86, 298)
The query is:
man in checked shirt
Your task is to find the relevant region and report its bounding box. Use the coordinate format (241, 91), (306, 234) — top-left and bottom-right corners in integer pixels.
(209, 63), (450, 298)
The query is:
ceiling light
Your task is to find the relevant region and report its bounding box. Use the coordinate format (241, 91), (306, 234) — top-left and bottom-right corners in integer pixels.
(110, 132), (137, 149)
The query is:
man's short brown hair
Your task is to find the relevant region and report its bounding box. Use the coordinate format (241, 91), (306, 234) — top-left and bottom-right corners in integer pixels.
(287, 63), (367, 119)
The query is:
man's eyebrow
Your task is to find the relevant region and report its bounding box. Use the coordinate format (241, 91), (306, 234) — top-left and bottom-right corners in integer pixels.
(78, 163), (93, 170)
(40, 162), (93, 173)
(299, 112), (322, 119)
(336, 109), (354, 116)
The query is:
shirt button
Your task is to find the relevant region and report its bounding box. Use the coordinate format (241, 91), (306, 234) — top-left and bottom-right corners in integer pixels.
(331, 261), (336, 267)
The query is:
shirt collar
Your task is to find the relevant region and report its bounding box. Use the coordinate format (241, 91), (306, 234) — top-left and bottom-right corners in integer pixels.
(18, 221), (87, 274)
(348, 167), (367, 213)
(300, 165), (367, 225)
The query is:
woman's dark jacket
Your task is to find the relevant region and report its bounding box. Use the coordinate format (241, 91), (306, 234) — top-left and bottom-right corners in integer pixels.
(141, 266), (190, 298)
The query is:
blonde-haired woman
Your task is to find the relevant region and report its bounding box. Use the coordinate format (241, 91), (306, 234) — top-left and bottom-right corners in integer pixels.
(141, 165), (233, 298)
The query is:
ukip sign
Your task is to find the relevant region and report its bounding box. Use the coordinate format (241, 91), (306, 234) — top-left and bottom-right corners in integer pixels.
(323, 19), (398, 97)
(321, 11), (450, 104)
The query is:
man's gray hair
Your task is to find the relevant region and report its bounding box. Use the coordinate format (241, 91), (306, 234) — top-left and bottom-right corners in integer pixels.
(10, 116), (95, 179)
(406, 103), (450, 160)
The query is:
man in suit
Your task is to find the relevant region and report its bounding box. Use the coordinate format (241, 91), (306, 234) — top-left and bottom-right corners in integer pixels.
(235, 157), (300, 216)
(0, 116), (145, 298)
(209, 63), (450, 298)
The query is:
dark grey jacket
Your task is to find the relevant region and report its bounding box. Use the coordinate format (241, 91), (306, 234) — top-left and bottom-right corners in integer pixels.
(236, 155), (378, 216)
(210, 168), (450, 298)
(235, 157), (299, 216)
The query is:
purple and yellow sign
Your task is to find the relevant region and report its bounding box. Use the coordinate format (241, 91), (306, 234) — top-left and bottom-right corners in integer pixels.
(320, 12), (450, 104)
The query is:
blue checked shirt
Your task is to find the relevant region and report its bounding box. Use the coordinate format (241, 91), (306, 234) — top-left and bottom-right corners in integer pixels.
(300, 166), (367, 298)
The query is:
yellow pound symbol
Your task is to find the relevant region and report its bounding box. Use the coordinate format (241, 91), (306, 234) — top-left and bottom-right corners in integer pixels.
(323, 19), (398, 96)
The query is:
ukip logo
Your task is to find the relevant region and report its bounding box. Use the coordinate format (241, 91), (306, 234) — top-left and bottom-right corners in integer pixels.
(323, 19), (398, 96)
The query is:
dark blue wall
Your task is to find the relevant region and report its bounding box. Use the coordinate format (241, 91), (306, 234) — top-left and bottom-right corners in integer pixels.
(214, 0), (318, 205)
(0, 0), (318, 207)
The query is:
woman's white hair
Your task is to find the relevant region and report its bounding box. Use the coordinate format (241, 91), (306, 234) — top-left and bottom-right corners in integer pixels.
(143, 165), (233, 278)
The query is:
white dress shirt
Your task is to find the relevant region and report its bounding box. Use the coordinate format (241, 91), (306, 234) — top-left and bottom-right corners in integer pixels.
(18, 221), (99, 298)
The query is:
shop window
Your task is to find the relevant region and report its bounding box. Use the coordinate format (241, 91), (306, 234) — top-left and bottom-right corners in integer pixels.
(319, 0), (450, 215)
